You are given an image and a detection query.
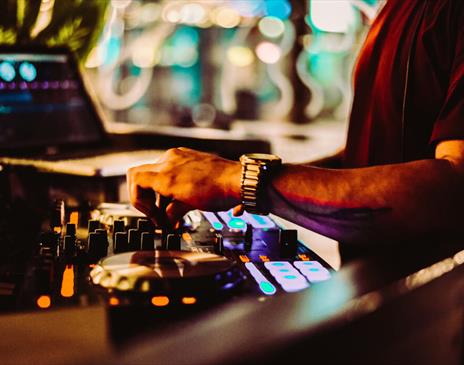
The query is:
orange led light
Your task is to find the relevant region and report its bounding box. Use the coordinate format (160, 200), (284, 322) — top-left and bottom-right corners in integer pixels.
(36, 295), (51, 309)
(259, 255), (270, 262)
(182, 297), (197, 305)
(60, 265), (74, 298)
(69, 212), (79, 226)
(298, 254), (310, 261)
(109, 297), (120, 306)
(151, 296), (169, 307)
(53, 226), (62, 234)
(239, 255), (250, 263)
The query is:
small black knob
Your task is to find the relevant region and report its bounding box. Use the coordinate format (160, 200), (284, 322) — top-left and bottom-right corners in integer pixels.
(114, 232), (128, 253)
(166, 234), (181, 250)
(88, 230), (108, 262)
(137, 219), (152, 232)
(88, 219), (100, 233)
(63, 235), (76, 257)
(141, 232), (155, 250)
(66, 223), (76, 237)
(279, 229), (298, 258)
(214, 233), (224, 255)
(244, 224), (253, 251)
(113, 220), (125, 234)
(128, 229), (141, 251)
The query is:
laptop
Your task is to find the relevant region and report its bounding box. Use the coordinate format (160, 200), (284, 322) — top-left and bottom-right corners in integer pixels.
(0, 45), (163, 177)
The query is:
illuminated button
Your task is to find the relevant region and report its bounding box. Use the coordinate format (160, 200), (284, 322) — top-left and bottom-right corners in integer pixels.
(259, 255), (270, 262)
(239, 255), (250, 263)
(259, 281), (277, 295)
(36, 295), (51, 309)
(279, 280), (309, 293)
(294, 261), (323, 270)
(218, 211), (247, 231)
(19, 62), (37, 82)
(151, 296), (170, 307)
(202, 211), (224, 231)
(245, 262), (276, 296)
(298, 266), (331, 282)
(242, 212), (276, 229)
(182, 297), (197, 305)
(0, 62), (15, 82)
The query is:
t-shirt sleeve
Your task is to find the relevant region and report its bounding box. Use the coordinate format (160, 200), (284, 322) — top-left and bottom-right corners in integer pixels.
(429, 5), (464, 145)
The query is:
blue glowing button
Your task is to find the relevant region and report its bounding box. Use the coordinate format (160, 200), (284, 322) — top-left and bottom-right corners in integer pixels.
(245, 262), (277, 296)
(0, 62), (16, 82)
(298, 266), (331, 283)
(242, 212), (276, 229)
(19, 62), (37, 82)
(218, 211), (247, 231)
(259, 281), (277, 295)
(202, 211), (224, 231)
(293, 260), (323, 270)
(276, 275), (309, 293)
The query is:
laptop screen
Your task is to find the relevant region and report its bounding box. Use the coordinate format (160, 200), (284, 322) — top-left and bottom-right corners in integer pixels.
(0, 48), (105, 152)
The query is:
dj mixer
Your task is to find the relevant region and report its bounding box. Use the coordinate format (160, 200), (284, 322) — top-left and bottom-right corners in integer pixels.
(0, 199), (333, 344)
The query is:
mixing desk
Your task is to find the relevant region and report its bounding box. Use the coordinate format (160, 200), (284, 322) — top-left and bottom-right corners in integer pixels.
(0, 200), (332, 343)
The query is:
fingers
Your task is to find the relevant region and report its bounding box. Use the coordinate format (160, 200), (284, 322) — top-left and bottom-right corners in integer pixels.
(165, 200), (193, 227)
(232, 204), (244, 216)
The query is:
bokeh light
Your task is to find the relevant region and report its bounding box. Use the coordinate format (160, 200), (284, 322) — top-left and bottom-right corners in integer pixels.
(258, 16), (285, 38)
(213, 7), (241, 28)
(256, 42), (282, 64)
(227, 46), (255, 67)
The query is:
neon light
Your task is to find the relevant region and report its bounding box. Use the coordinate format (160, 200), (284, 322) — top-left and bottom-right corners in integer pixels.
(242, 212), (276, 229)
(218, 211), (247, 231)
(0, 62), (15, 82)
(36, 295), (51, 309)
(151, 296), (170, 307)
(202, 211), (224, 231)
(245, 262), (276, 296)
(259, 281), (277, 295)
(60, 265), (75, 298)
(19, 62), (37, 82)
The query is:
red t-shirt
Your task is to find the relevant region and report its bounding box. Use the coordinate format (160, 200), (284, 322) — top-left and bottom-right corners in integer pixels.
(343, 0), (464, 167)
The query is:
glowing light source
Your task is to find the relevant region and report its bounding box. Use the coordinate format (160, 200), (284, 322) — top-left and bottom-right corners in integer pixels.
(182, 297), (197, 305)
(258, 16), (285, 38)
(255, 42), (282, 64)
(151, 296), (170, 307)
(180, 3), (206, 25)
(264, 0), (292, 19)
(132, 45), (160, 68)
(109, 297), (120, 306)
(60, 265), (75, 298)
(162, 3), (181, 23)
(19, 62), (37, 82)
(227, 46), (254, 67)
(36, 295), (51, 309)
(0, 62), (15, 82)
(309, 1), (356, 33)
(213, 7), (241, 28)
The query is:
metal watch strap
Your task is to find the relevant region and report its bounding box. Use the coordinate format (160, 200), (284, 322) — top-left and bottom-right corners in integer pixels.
(240, 154), (281, 215)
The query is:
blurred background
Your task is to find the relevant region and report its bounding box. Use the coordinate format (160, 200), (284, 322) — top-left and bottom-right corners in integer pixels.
(0, 0), (384, 131)
(85, 0), (382, 128)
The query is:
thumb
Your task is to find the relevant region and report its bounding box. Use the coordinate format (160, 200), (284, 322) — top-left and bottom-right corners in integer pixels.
(165, 200), (194, 228)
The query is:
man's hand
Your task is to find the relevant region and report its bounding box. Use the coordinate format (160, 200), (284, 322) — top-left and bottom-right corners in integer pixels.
(127, 147), (242, 226)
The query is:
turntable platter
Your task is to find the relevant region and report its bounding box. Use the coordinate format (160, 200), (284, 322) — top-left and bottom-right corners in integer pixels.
(90, 251), (245, 297)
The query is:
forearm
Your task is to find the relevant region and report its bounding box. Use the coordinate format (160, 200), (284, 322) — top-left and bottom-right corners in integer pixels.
(266, 159), (464, 244)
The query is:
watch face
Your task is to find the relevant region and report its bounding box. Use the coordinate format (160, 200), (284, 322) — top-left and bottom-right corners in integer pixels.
(244, 153), (281, 162)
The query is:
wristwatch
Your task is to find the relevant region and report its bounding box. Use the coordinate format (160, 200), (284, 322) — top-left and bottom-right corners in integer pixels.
(239, 153), (282, 215)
